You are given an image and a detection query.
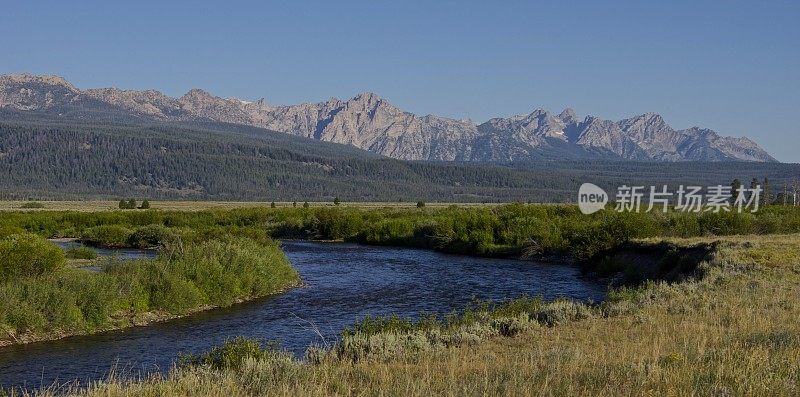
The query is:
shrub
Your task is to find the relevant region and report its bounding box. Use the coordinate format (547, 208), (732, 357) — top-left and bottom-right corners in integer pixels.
(178, 337), (274, 370)
(0, 226), (27, 239)
(167, 238), (298, 307)
(0, 233), (65, 281)
(359, 219), (414, 245)
(128, 224), (179, 248)
(146, 268), (204, 313)
(20, 202), (45, 209)
(81, 225), (133, 247)
(65, 246), (98, 260)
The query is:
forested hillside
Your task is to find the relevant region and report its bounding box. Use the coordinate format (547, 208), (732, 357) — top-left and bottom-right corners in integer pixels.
(0, 113), (797, 202)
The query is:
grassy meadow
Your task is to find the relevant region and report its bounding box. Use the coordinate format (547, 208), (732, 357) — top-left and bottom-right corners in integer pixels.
(13, 233), (797, 396)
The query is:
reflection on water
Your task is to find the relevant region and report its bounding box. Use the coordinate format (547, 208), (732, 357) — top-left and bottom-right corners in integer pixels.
(0, 241), (606, 389)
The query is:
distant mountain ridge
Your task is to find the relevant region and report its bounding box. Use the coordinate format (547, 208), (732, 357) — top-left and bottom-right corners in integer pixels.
(0, 73), (776, 162)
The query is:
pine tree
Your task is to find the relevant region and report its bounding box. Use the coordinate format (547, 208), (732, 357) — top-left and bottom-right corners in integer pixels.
(270, 202), (276, 208)
(139, 199), (150, 209)
(333, 197), (340, 206)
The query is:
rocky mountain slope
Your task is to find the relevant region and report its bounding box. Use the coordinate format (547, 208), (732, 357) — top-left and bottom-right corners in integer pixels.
(0, 74), (776, 162)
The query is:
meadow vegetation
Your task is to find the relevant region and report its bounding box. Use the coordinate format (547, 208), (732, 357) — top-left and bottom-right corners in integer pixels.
(1, 204), (798, 260)
(0, 235), (298, 346)
(23, 233), (799, 396)
(65, 246), (98, 260)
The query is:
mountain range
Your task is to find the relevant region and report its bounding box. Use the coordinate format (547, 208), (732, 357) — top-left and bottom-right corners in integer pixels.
(0, 74), (776, 162)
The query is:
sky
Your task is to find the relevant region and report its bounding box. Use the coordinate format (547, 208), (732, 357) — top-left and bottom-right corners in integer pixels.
(1, 1), (798, 162)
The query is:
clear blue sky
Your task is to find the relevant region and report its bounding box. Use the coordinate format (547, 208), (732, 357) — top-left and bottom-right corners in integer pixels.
(2, 1), (798, 161)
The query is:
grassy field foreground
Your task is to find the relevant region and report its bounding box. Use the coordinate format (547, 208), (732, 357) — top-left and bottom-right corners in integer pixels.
(29, 234), (800, 396)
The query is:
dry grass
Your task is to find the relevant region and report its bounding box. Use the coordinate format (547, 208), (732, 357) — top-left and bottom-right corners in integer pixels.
(27, 234), (800, 396)
(0, 201), (499, 212)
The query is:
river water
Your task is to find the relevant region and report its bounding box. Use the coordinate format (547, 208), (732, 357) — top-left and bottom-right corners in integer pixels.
(0, 241), (606, 389)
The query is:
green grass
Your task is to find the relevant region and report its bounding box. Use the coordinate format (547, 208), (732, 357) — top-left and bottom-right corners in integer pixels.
(0, 236), (298, 345)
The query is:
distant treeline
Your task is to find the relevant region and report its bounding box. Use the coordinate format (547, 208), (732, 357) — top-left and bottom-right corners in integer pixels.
(0, 116), (798, 202)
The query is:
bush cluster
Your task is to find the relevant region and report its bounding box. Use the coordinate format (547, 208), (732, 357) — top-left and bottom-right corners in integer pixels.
(80, 224), (179, 249)
(0, 233), (65, 282)
(0, 237), (298, 338)
(65, 246), (98, 260)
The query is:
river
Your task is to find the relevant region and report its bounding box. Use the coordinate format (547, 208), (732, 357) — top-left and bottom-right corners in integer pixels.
(0, 241), (606, 390)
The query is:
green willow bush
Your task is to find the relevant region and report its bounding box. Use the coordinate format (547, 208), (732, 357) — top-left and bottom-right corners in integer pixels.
(65, 246), (98, 260)
(81, 225), (133, 248)
(128, 224), (180, 248)
(0, 233), (65, 282)
(0, 237), (298, 340)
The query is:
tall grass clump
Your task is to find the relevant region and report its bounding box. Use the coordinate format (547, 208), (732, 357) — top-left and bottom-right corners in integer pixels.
(81, 225), (133, 248)
(0, 233), (65, 282)
(65, 246), (98, 260)
(178, 337), (285, 371)
(128, 224), (180, 248)
(330, 296), (593, 362)
(0, 237), (298, 344)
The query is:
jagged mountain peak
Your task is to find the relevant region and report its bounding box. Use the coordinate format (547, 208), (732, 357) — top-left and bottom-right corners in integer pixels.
(620, 111), (666, 125)
(345, 91), (399, 112)
(347, 91), (385, 106)
(181, 88), (216, 101)
(557, 108), (578, 124)
(351, 91), (382, 102)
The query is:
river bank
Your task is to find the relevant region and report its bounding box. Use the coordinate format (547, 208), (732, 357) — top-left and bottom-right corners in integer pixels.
(0, 237), (299, 348)
(0, 280), (302, 348)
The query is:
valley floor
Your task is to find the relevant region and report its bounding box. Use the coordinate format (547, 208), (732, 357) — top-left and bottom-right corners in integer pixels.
(31, 234), (800, 396)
